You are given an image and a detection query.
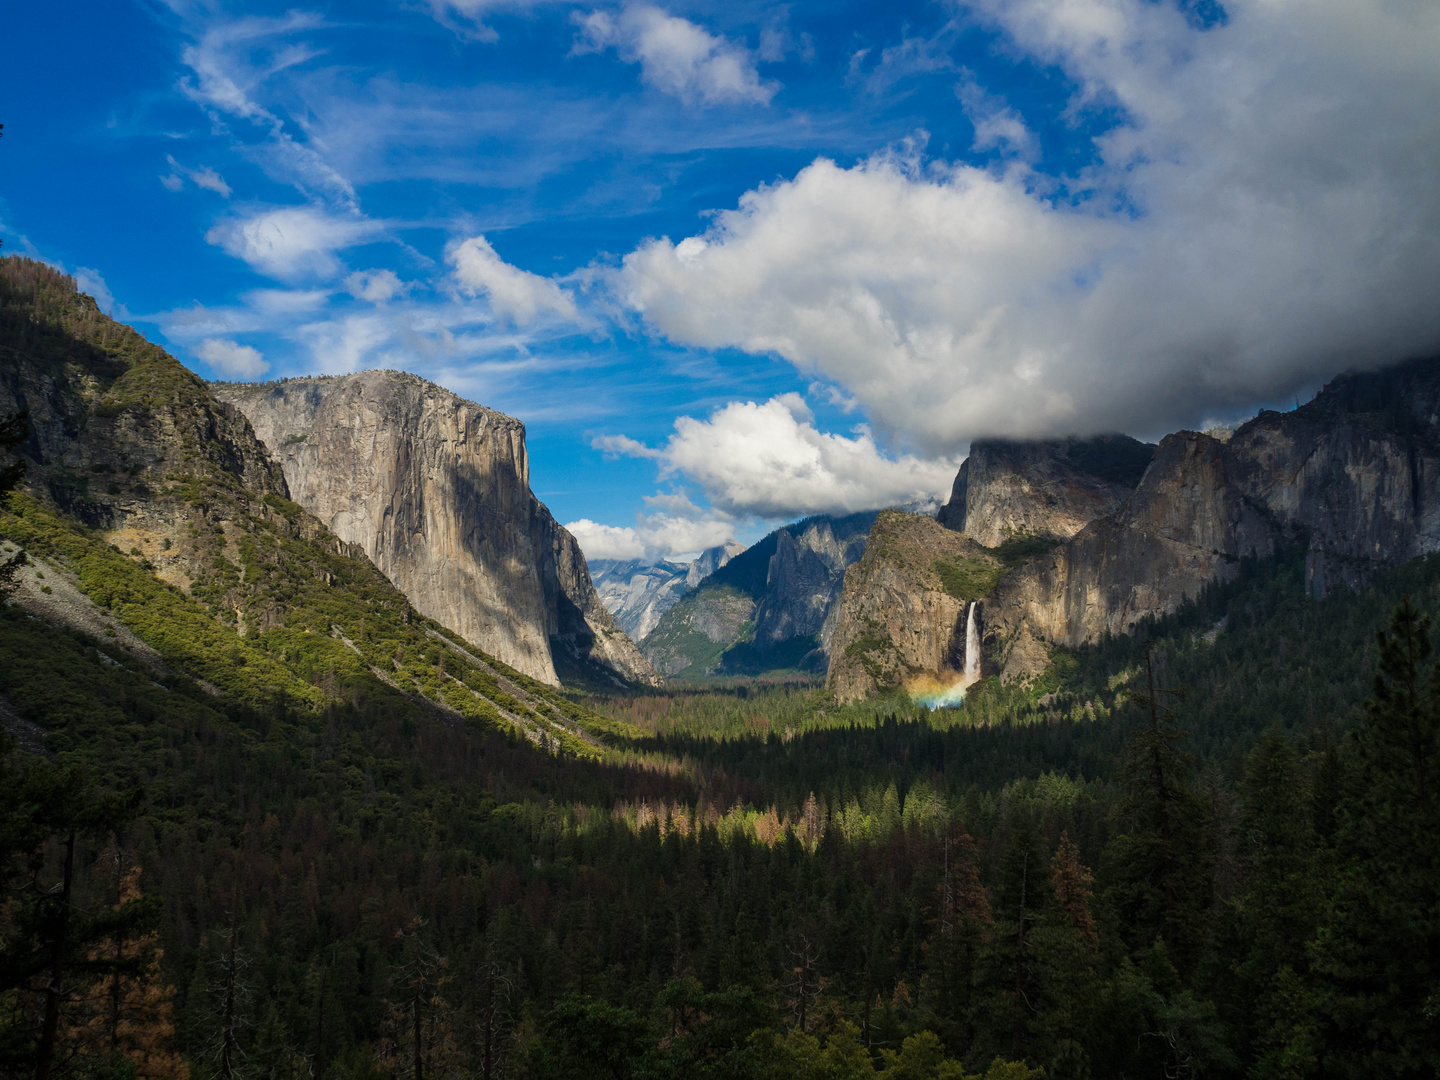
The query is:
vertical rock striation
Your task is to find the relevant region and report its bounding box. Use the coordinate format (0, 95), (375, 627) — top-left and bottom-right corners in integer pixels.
(985, 357), (1440, 675)
(828, 356), (1440, 697)
(752, 517), (870, 654)
(213, 372), (660, 689)
(825, 511), (1001, 702)
(937, 435), (1155, 544)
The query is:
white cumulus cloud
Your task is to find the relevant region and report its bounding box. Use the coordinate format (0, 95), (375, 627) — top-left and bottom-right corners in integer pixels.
(574, 5), (777, 106)
(565, 519), (648, 561)
(207, 206), (383, 281)
(618, 0), (1440, 451)
(566, 505), (737, 563)
(448, 235), (579, 326)
(346, 268), (406, 304)
(598, 394), (958, 519)
(197, 338), (269, 379)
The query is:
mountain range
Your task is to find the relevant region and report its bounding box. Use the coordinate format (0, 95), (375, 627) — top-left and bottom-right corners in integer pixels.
(826, 360), (1440, 700)
(0, 259), (652, 760)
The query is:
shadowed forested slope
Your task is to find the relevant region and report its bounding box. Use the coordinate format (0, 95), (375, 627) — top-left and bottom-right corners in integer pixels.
(2, 258), (1437, 1080)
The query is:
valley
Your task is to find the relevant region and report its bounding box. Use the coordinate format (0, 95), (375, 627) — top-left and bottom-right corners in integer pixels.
(2, 258), (1438, 1080)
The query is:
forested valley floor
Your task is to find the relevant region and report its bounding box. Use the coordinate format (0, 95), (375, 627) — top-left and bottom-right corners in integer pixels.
(4, 476), (1440, 1080)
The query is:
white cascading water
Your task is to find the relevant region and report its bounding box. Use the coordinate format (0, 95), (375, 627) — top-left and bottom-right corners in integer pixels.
(910, 601), (982, 709)
(963, 601), (981, 685)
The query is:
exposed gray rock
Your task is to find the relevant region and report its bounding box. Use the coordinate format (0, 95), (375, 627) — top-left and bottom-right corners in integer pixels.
(213, 372), (660, 689)
(687, 541), (745, 587)
(753, 519), (867, 651)
(828, 357), (1440, 697)
(985, 357), (1440, 675)
(937, 435), (1155, 545)
(590, 541), (743, 641)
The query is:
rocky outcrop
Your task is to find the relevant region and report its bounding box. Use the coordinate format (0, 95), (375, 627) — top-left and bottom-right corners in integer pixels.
(937, 435), (1155, 545)
(535, 501), (666, 687)
(752, 518), (869, 652)
(984, 358), (1440, 677)
(826, 511), (1001, 702)
(212, 373), (660, 689)
(590, 541), (743, 641)
(0, 265), (302, 607)
(641, 512), (876, 678)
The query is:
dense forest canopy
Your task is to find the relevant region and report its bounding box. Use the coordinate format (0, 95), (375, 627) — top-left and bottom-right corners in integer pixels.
(1, 259), (1438, 1079)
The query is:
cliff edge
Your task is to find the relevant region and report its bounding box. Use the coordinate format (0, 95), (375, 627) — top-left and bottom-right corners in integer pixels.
(213, 373), (660, 689)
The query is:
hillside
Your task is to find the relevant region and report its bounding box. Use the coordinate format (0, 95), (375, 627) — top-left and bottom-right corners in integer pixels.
(641, 511), (875, 678)
(212, 373), (660, 691)
(0, 258), (635, 754)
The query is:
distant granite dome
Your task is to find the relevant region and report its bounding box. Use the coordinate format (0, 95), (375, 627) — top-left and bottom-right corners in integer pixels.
(589, 541), (743, 641)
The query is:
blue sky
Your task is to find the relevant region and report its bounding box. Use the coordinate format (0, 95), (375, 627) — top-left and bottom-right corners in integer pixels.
(4, 0), (1439, 562)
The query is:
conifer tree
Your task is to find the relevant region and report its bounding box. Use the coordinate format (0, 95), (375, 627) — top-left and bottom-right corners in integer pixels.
(1309, 597), (1440, 1077)
(1230, 728), (1322, 1078)
(1102, 647), (1213, 975)
(0, 753), (149, 1080)
(67, 855), (187, 1080)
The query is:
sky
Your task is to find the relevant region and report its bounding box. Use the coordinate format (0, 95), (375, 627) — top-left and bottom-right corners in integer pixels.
(3, 0), (1439, 563)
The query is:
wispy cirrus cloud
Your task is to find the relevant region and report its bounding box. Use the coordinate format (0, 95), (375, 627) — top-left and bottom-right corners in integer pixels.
(160, 155), (233, 196)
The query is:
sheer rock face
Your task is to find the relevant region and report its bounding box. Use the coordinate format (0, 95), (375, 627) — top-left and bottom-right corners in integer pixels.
(753, 520), (868, 652)
(827, 357), (1440, 697)
(826, 511), (999, 703)
(937, 435), (1155, 545)
(213, 372), (660, 689)
(985, 359), (1440, 676)
(590, 542), (743, 641)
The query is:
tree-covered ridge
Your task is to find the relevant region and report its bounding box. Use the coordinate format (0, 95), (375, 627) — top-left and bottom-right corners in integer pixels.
(0, 256), (632, 753)
(3, 257), (1438, 1079)
(4, 509), (1439, 1077)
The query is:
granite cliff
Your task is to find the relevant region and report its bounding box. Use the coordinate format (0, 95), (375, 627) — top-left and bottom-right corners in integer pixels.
(986, 359), (1440, 675)
(827, 356), (1440, 698)
(0, 258), (633, 751)
(825, 511), (1001, 701)
(936, 435), (1155, 544)
(641, 512), (875, 678)
(213, 374), (660, 690)
(590, 541), (743, 640)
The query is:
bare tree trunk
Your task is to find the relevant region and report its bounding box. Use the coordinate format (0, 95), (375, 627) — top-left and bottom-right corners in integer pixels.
(220, 915), (240, 1080)
(35, 831), (75, 1080)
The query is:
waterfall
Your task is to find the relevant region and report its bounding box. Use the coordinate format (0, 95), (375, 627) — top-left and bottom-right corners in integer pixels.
(963, 602), (981, 684)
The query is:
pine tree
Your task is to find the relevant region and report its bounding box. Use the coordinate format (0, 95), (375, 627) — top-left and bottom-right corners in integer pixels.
(1230, 728), (1322, 1078)
(1048, 833), (1096, 946)
(1309, 597), (1440, 1077)
(0, 758), (149, 1080)
(67, 856), (188, 1080)
(380, 927), (457, 1080)
(1102, 646), (1213, 975)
